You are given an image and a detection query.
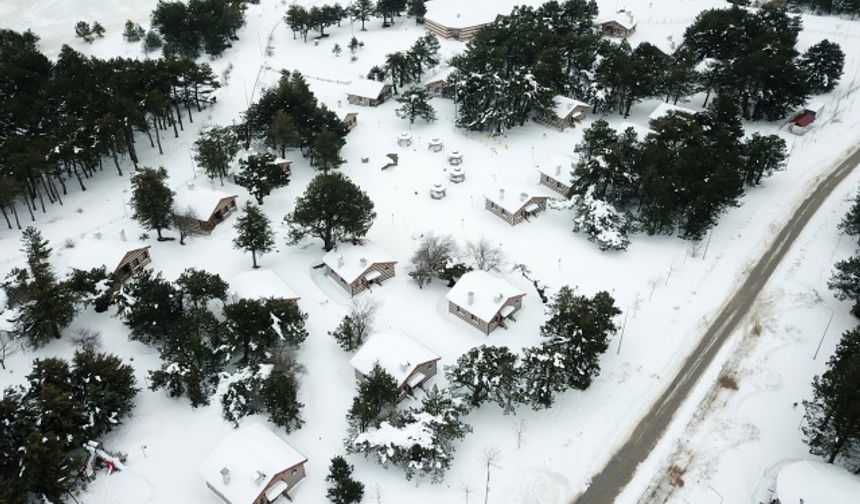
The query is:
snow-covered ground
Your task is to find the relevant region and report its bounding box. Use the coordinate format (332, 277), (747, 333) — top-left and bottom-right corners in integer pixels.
(3, 1), (860, 503)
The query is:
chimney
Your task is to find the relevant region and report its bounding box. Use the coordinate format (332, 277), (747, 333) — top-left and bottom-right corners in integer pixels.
(467, 291), (474, 305)
(494, 293), (503, 302)
(254, 470), (267, 486)
(186, 181), (195, 190)
(555, 163), (562, 176)
(399, 361), (410, 372)
(220, 467), (230, 485)
(337, 255), (344, 268)
(498, 188), (505, 200)
(360, 257), (367, 266)
(520, 192), (528, 202)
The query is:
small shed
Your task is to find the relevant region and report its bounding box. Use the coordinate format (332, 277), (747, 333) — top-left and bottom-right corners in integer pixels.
(446, 271), (526, 334)
(271, 158), (292, 173)
(200, 423), (307, 504)
(483, 185), (551, 225)
(174, 186), (238, 235)
(321, 241), (397, 296)
(64, 239), (152, 285)
(648, 102), (697, 128)
(538, 155), (575, 196)
(347, 79), (394, 107)
(350, 332), (441, 398)
(538, 96), (590, 130)
(790, 102), (825, 135)
(424, 67), (454, 97)
(340, 111), (358, 131)
(600, 12), (636, 38)
(231, 269), (299, 304)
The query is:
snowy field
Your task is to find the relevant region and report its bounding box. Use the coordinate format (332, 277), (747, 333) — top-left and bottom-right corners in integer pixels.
(3, 1), (860, 503)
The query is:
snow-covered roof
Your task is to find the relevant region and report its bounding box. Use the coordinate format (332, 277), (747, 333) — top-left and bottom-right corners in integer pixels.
(231, 269), (299, 302)
(424, 66), (455, 84)
(322, 241), (396, 284)
(538, 155), (575, 182)
(199, 423), (307, 504)
(483, 184), (552, 215)
(776, 460), (860, 504)
(349, 332), (440, 387)
(63, 239), (149, 273)
(600, 12), (636, 30)
(425, 0), (517, 28)
(552, 95), (590, 120)
(174, 186), (236, 221)
(648, 102), (697, 122)
(347, 79), (390, 99)
(446, 271), (526, 323)
(805, 100), (826, 114)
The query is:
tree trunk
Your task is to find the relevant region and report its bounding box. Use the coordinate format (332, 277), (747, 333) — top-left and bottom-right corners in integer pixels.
(112, 148), (124, 176)
(0, 205), (11, 229)
(252, 250), (258, 268)
(153, 116), (163, 154)
(169, 109), (179, 138)
(11, 201), (22, 228)
(46, 176), (62, 205)
(157, 228), (164, 240)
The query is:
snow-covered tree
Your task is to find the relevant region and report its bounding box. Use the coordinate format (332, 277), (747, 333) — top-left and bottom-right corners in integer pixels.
(330, 297), (378, 352)
(130, 167), (174, 240)
(570, 187), (631, 251)
(347, 364), (399, 432)
(223, 297), (307, 364)
(326, 456), (365, 504)
(396, 86), (436, 123)
(194, 126), (239, 185)
(445, 345), (520, 413)
(408, 233), (457, 287)
(233, 201), (276, 268)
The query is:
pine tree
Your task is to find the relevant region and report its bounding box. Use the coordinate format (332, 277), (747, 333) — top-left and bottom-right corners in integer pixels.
(829, 256), (860, 317)
(71, 349), (138, 437)
(540, 287), (620, 390)
(233, 201), (275, 268)
(8, 227), (77, 348)
(143, 30), (163, 53)
(839, 192), (860, 243)
(800, 39), (845, 93)
(802, 327), (860, 468)
(285, 173), (376, 251)
(176, 268), (229, 308)
(408, 0), (427, 23)
(326, 456), (365, 504)
(130, 167), (174, 240)
(92, 21), (106, 38)
(519, 341), (566, 410)
(350, 0), (374, 31)
(262, 365), (305, 431)
(348, 364), (399, 432)
(235, 153), (291, 204)
(310, 128), (345, 173)
(224, 297), (307, 363)
(117, 269), (182, 346)
(741, 133), (787, 186)
(123, 20), (146, 42)
(332, 43), (342, 57)
(445, 345), (520, 413)
(329, 298), (376, 351)
(75, 21), (94, 43)
(265, 110), (300, 158)
(407, 33), (439, 80)
(396, 86), (436, 124)
(193, 126), (239, 185)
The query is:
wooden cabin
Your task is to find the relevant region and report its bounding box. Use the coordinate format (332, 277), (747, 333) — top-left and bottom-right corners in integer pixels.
(321, 241), (397, 297)
(271, 158), (292, 173)
(174, 186), (238, 235)
(199, 423), (307, 504)
(341, 111), (358, 131)
(424, 67), (454, 98)
(350, 332), (441, 399)
(483, 186), (551, 226)
(64, 239), (152, 285)
(537, 96), (590, 130)
(446, 271), (526, 335)
(600, 13), (636, 38)
(230, 269), (299, 305)
(538, 155), (575, 197)
(424, 0), (515, 41)
(347, 79), (394, 107)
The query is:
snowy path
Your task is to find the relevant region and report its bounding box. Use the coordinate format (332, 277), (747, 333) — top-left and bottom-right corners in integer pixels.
(572, 143), (860, 504)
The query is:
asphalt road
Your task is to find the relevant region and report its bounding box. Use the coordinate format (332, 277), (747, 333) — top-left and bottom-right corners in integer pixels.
(572, 146), (860, 504)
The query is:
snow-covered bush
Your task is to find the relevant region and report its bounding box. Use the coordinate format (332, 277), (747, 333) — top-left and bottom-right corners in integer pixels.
(571, 187), (631, 251)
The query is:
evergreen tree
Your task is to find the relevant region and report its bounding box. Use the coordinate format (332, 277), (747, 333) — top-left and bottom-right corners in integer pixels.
(350, 0), (374, 31)
(407, 34), (439, 80)
(571, 188), (631, 251)
(445, 345), (520, 413)
(176, 268), (229, 308)
(839, 192), (860, 243)
(310, 128), (346, 173)
(123, 20), (146, 42)
(285, 173), (376, 251)
(261, 365), (305, 431)
(329, 298), (376, 351)
(117, 270), (182, 346)
(143, 30), (163, 53)
(235, 153), (291, 204)
(347, 364), (399, 432)
(396, 86), (436, 123)
(829, 256), (860, 317)
(130, 167), (174, 240)
(800, 39), (845, 93)
(539, 287), (620, 390)
(233, 201), (275, 268)
(224, 297), (307, 363)
(194, 126), (239, 185)
(326, 456), (365, 504)
(71, 349), (138, 437)
(741, 133), (788, 186)
(75, 21), (94, 43)
(802, 327), (860, 468)
(408, 0), (427, 22)
(285, 5), (311, 41)
(7, 227), (77, 348)
(265, 110), (300, 158)
(332, 43), (343, 57)
(92, 21), (106, 38)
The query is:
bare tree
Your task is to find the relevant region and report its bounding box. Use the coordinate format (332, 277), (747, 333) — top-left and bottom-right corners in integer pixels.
(70, 328), (102, 352)
(467, 237), (506, 272)
(482, 447), (500, 504)
(0, 330), (17, 370)
(513, 419), (526, 449)
(647, 276), (661, 300)
(330, 297), (379, 351)
(172, 206), (199, 245)
(460, 481), (473, 504)
(408, 232), (458, 288)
